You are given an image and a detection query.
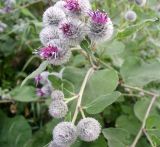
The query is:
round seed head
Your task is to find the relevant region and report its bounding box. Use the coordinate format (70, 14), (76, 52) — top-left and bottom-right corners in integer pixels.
(77, 117), (101, 142)
(49, 100), (68, 118)
(43, 6), (66, 27)
(135, 0), (146, 7)
(125, 10), (137, 22)
(59, 18), (85, 46)
(51, 90), (64, 101)
(49, 141), (69, 147)
(53, 122), (77, 146)
(40, 26), (59, 46)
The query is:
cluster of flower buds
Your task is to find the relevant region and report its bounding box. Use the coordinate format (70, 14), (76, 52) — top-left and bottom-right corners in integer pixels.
(35, 71), (53, 97)
(49, 117), (101, 147)
(0, 0), (15, 14)
(37, 0), (113, 66)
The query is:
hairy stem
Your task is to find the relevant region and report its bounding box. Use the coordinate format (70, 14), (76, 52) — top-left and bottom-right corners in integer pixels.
(72, 68), (94, 124)
(130, 95), (158, 147)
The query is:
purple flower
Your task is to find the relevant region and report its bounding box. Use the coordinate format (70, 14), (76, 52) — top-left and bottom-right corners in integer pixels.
(36, 88), (45, 97)
(64, 0), (80, 12)
(59, 23), (74, 37)
(35, 74), (42, 86)
(88, 10), (109, 25)
(39, 45), (59, 59)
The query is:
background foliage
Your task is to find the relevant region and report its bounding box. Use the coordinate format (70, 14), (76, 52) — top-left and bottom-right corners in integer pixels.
(0, 0), (160, 147)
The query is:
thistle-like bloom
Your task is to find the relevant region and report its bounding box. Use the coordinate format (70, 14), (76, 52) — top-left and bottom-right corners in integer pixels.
(59, 18), (85, 46)
(34, 71), (49, 86)
(125, 10), (137, 22)
(40, 26), (59, 46)
(36, 84), (52, 97)
(38, 45), (59, 60)
(43, 6), (66, 27)
(53, 122), (77, 146)
(49, 141), (69, 147)
(49, 100), (68, 118)
(87, 10), (114, 43)
(51, 90), (64, 101)
(135, 0), (146, 7)
(54, 0), (91, 18)
(77, 117), (101, 142)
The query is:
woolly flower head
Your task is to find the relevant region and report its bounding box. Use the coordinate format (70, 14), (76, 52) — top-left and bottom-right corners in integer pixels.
(87, 10), (114, 43)
(45, 40), (71, 65)
(77, 117), (101, 142)
(59, 18), (85, 46)
(53, 122), (77, 146)
(43, 6), (66, 27)
(135, 0), (146, 7)
(49, 141), (69, 147)
(125, 10), (137, 22)
(35, 71), (49, 85)
(40, 26), (59, 46)
(36, 83), (52, 97)
(54, 0), (91, 17)
(49, 100), (68, 118)
(51, 90), (64, 101)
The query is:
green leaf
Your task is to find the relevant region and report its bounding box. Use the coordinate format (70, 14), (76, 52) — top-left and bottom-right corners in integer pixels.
(120, 57), (160, 87)
(85, 91), (121, 114)
(134, 98), (158, 122)
(0, 111), (32, 147)
(117, 18), (158, 39)
(11, 86), (39, 102)
(63, 67), (86, 92)
(21, 61), (49, 86)
(25, 119), (60, 147)
(83, 69), (119, 105)
(103, 128), (131, 147)
(97, 40), (125, 56)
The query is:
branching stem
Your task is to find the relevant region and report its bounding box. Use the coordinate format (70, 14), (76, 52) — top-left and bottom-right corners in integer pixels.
(72, 68), (94, 124)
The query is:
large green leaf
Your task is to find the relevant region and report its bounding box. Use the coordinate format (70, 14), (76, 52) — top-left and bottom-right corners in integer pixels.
(102, 128), (131, 147)
(0, 111), (32, 147)
(83, 69), (119, 105)
(134, 98), (158, 122)
(84, 91), (121, 114)
(120, 57), (160, 87)
(25, 119), (60, 147)
(11, 86), (39, 102)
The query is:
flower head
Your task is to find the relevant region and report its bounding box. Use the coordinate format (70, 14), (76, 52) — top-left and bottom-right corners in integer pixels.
(49, 141), (69, 147)
(43, 6), (66, 26)
(135, 0), (146, 7)
(53, 122), (77, 146)
(87, 10), (113, 43)
(34, 71), (49, 86)
(88, 10), (109, 25)
(125, 10), (137, 22)
(40, 26), (59, 46)
(77, 117), (101, 142)
(36, 84), (53, 97)
(49, 100), (68, 118)
(51, 90), (64, 101)
(39, 45), (59, 60)
(64, 0), (80, 12)
(59, 19), (85, 46)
